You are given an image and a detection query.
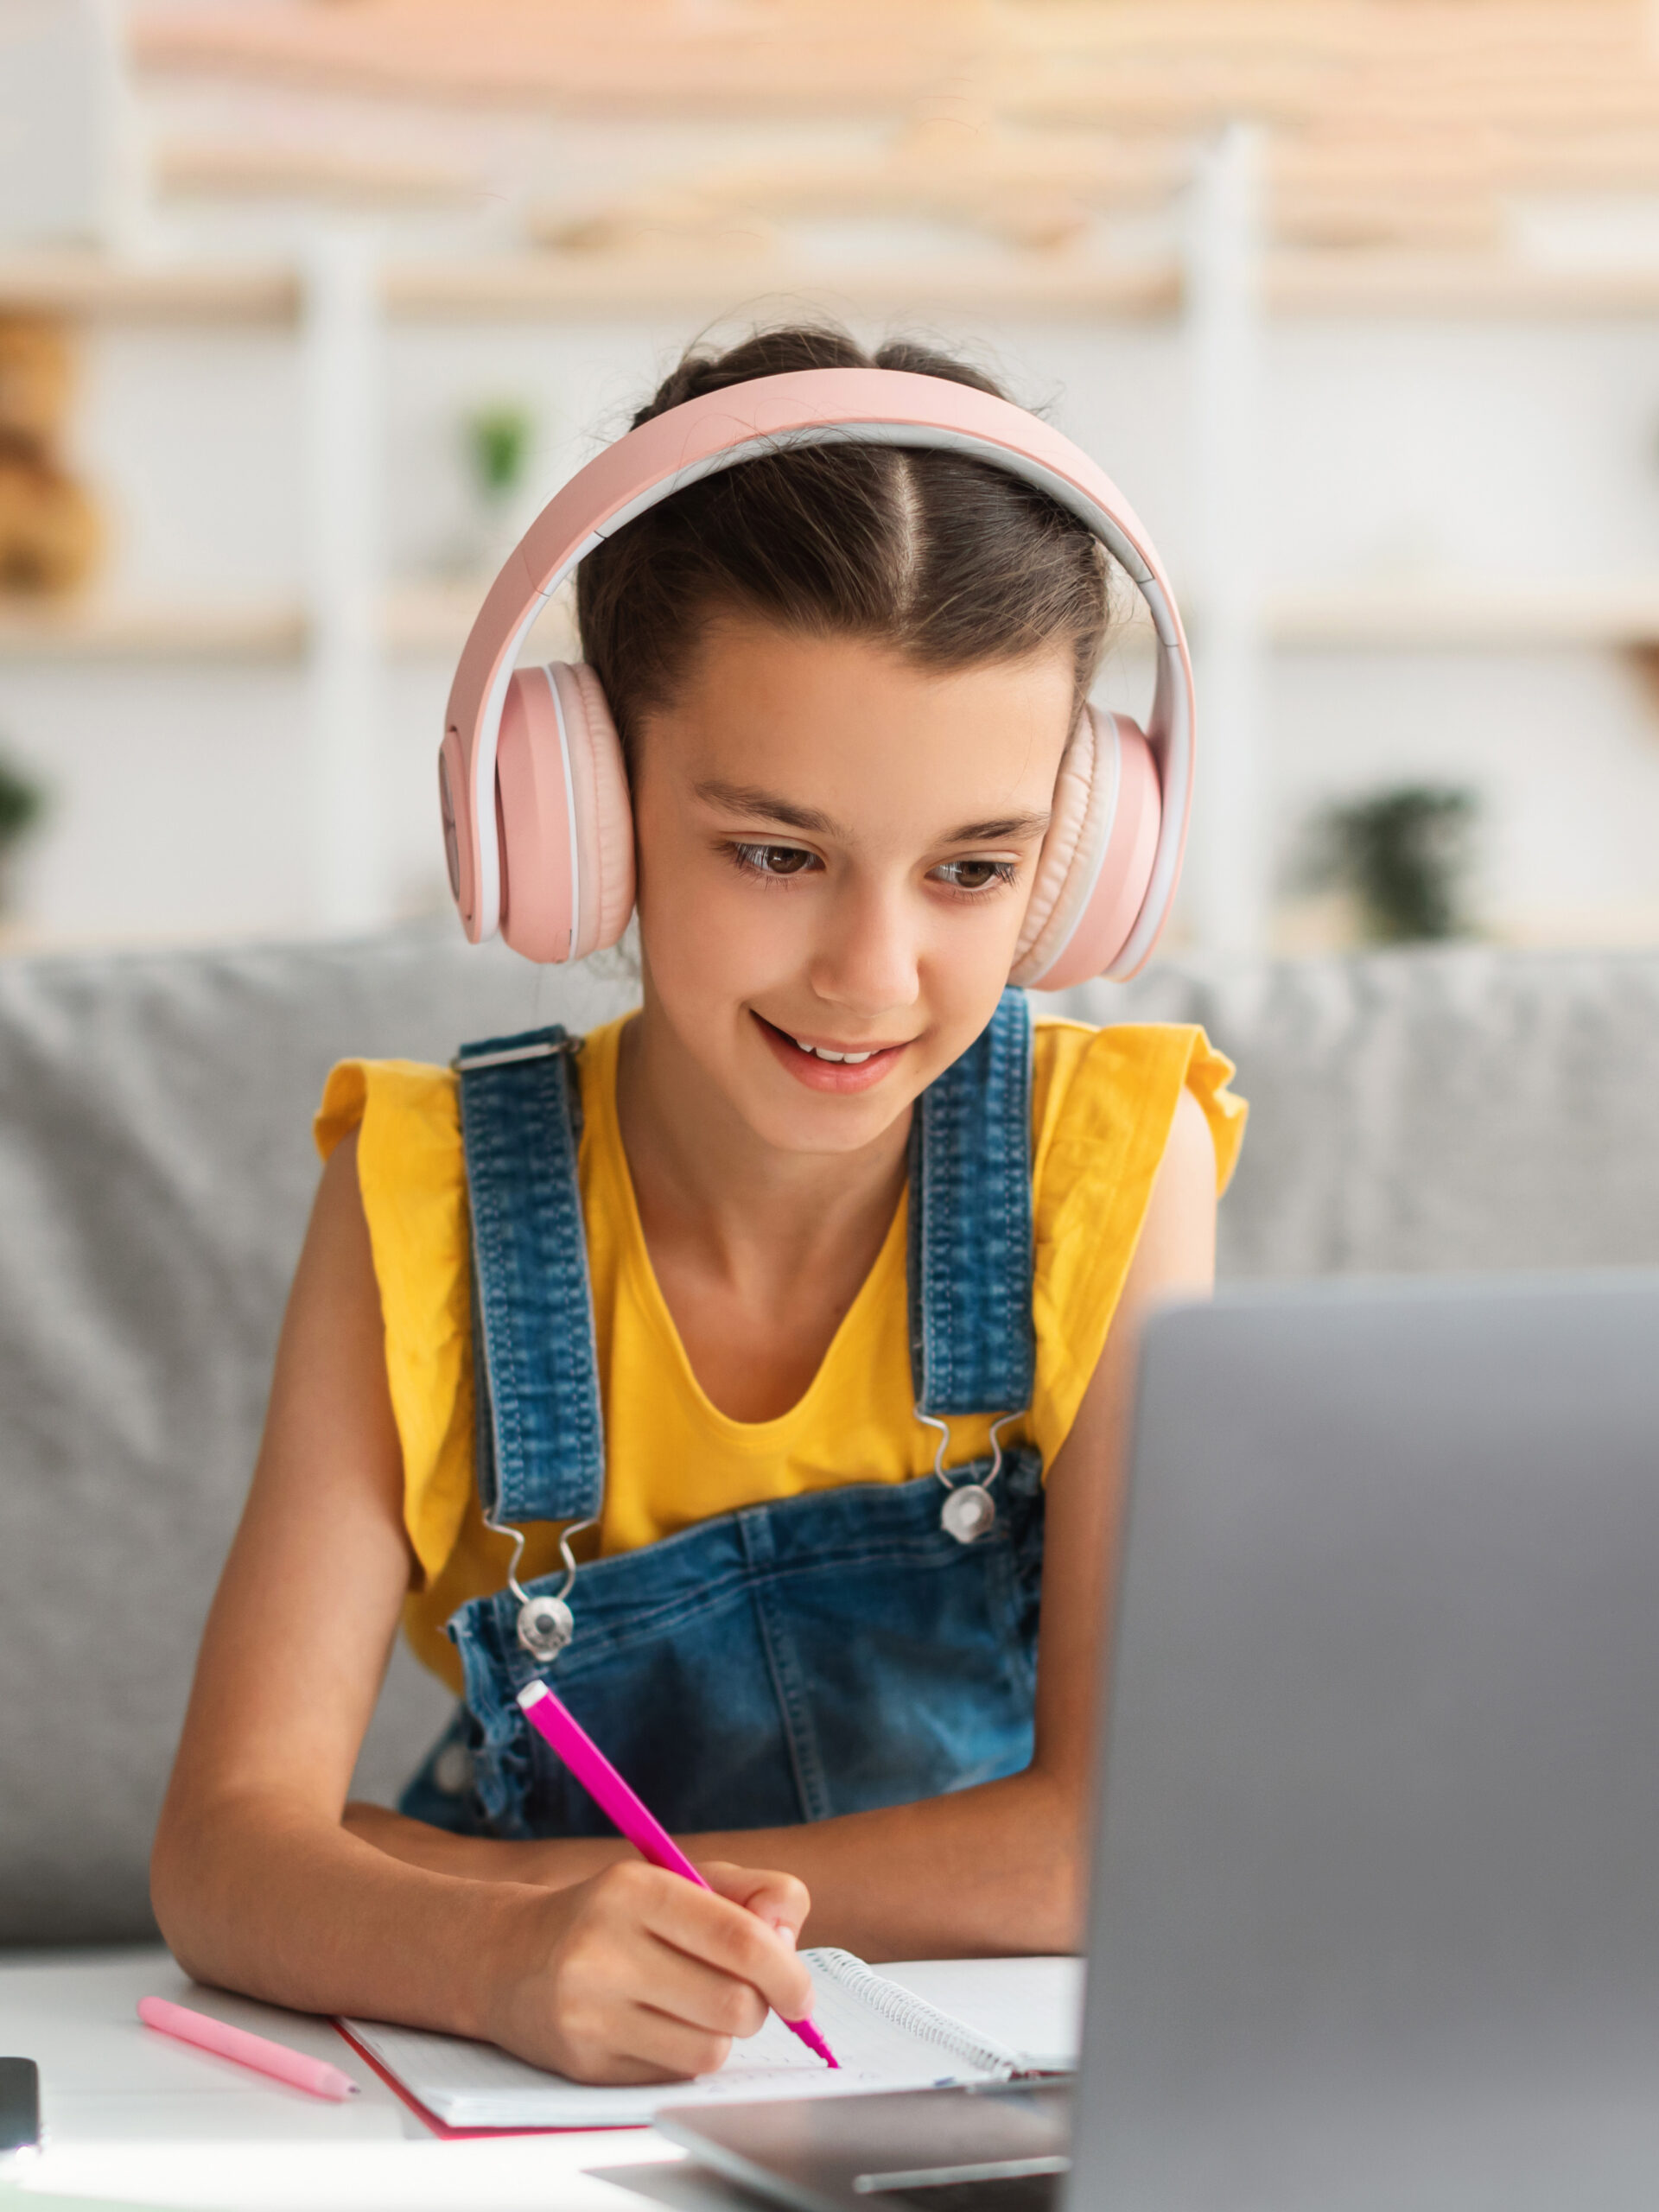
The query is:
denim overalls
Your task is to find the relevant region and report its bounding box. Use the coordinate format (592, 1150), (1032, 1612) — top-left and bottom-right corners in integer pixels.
(401, 988), (1046, 1840)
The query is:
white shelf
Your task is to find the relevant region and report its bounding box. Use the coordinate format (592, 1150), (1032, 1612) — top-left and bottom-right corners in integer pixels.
(0, 248), (1183, 326)
(0, 252), (301, 323)
(382, 253), (1183, 321)
(1265, 580), (1659, 650)
(9, 582), (1659, 665)
(1266, 254), (1659, 320)
(0, 600), (306, 661)
(12, 249), (1659, 327)
(0, 584), (554, 664)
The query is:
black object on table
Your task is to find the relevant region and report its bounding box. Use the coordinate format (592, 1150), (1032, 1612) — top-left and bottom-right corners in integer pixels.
(0, 2058), (39, 2156)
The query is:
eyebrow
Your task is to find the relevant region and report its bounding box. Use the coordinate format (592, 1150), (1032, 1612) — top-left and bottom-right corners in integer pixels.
(695, 780), (840, 836)
(694, 780), (1051, 845)
(950, 812), (1052, 842)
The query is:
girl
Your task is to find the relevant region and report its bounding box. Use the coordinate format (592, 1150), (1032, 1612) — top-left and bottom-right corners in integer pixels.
(152, 328), (1244, 2088)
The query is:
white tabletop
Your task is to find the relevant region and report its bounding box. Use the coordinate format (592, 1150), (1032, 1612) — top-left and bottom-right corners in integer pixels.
(0, 1946), (1081, 2212)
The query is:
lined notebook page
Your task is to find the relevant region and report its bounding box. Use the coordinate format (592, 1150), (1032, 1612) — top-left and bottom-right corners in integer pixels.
(342, 1948), (1020, 2129)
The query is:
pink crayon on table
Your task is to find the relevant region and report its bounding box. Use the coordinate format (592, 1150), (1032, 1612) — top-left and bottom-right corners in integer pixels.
(137, 1996), (360, 2101)
(516, 1679), (838, 2069)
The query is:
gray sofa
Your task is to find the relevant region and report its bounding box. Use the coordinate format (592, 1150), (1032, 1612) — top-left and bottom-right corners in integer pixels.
(3, 926), (1657, 1947)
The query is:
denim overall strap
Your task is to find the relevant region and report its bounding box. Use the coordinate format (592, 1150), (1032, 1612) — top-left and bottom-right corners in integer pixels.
(406, 997), (1048, 1840)
(907, 986), (1036, 1418)
(455, 1026), (605, 1525)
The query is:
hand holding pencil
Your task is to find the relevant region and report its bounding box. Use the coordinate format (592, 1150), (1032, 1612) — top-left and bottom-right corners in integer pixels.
(147, 1688), (824, 2097)
(518, 1680), (837, 2069)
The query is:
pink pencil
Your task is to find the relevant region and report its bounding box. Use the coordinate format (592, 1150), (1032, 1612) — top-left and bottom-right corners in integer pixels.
(517, 1680), (838, 2069)
(137, 1996), (360, 2101)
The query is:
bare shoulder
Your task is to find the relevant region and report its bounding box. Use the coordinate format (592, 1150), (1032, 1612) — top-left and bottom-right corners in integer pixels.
(1160, 1083), (1219, 1196)
(313, 1122), (369, 1237)
(1127, 1085), (1217, 1305)
(254, 1125), (401, 1521)
(289, 1128), (379, 1310)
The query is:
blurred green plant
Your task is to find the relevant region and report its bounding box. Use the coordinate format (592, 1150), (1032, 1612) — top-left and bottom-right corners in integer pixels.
(0, 745), (45, 912)
(0, 747), (43, 851)
(466, 404), (537, 502)
(1306, 783), (1479, 942)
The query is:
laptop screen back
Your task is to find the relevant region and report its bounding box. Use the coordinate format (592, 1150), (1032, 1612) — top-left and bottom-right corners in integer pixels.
(1074, 1272), (1659, 2212)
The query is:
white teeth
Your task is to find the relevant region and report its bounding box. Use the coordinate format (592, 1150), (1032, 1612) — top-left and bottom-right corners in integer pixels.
(788, 1034), (876, 1065)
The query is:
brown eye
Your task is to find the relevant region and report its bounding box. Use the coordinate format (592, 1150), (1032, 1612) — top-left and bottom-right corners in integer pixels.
(935, 858), (1016, 893)
(734, 842), (815, 878)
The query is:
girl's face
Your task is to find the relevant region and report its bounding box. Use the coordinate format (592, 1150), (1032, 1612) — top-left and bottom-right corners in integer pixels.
(630, 613), (1076, 1157)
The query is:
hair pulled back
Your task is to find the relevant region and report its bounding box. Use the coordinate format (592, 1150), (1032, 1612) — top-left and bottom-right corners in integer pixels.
(575, 327), (1110, 758)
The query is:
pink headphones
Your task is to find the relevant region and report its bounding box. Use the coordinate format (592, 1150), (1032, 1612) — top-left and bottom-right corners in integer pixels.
(440, 367), (1194, 989)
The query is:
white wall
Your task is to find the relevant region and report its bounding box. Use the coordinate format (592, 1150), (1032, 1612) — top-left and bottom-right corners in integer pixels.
(1262, 317), (1659, 581)
(77, 325), (305, 605)
(4, 304), (1659, 950)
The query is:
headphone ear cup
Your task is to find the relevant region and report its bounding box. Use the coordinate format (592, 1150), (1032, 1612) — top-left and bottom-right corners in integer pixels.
(1010, 707), (1162, 991)
(551, 663), (635, 959)
(495, 663), (635, 964)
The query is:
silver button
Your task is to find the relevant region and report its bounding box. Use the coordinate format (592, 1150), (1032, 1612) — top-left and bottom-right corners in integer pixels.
(517, 1593), (575, 1661)
(941, 1484), (996, 1543)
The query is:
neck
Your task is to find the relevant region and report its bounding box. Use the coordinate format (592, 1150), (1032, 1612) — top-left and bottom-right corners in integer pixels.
(615, 994), (912, 1300)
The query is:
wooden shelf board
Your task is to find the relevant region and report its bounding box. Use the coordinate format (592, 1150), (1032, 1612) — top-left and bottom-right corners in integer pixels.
(0, 586), (553, 663)
(379, 254), (1185, 320)
(0, 252), (300, 324)
(0, 601), (307, 661)
(10, 583), (1659, 664)
(10, 247), (1659, 325)
(154, 142), (482, 209)
(368, 252), (1659, 323)
(1266, 581), (1659, 648)
(1267, 253), (1659, 317)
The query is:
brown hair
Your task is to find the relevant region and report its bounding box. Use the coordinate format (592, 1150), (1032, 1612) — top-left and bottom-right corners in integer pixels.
(575, 327), (1109, 759)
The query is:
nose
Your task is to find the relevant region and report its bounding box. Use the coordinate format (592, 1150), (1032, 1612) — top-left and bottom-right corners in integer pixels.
(805, 872), (920, 1020)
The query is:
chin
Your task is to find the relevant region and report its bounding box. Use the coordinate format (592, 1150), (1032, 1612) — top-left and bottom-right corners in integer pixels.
(741, 1049), (924, 1156)
(759, 1100), (910, 1156)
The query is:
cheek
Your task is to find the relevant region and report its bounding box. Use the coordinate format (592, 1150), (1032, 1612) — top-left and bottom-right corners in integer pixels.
(633, 809), (799, 1009)
(925, 910), (1027, 1045)
(918, 865), (1033, 973)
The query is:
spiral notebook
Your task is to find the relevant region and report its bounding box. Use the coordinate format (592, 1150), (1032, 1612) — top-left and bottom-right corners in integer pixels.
(340, 1948), (1036, 2130)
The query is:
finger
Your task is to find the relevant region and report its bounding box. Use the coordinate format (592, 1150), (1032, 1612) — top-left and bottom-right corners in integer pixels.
(632, 1929), (773, 2041)
(700, 1861), (811, 1945)
(637, 1878), (816, 2022)
(533, 1896), (743, 2085)
(622, 2002), (736, 2082)
(545, 2018), (731, 2088)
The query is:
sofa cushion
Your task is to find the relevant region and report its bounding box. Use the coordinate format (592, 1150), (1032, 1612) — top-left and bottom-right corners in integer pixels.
(2, 931), (1656, 1944)
(0, 925), (636, 1944)
(1061, 944), (1659, 1277)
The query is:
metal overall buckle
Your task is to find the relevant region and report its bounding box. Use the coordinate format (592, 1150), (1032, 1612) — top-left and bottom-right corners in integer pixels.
(918, 1410), (1019, 1543)
(483, 1514), (597, 1664)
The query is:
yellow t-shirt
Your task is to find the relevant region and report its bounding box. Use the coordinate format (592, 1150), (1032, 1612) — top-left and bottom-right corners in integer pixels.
(316, 1015), (1245, 1692)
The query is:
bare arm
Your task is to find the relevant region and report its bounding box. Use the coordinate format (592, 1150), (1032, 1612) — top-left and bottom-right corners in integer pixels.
(345, 1086), (1221, 1959)
(151, 1134), (813, 2081)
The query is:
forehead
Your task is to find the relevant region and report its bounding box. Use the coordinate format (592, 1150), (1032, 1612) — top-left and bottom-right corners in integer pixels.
(644, 617), (1075, 832)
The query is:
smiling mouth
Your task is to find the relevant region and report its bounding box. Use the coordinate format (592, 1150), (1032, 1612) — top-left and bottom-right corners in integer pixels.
(756, 1014), (910, 1065)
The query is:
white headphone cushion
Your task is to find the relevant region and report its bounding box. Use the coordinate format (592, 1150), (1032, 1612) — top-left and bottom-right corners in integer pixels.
(552, 662), (635, 959)
(1010, 707), (1114, 989)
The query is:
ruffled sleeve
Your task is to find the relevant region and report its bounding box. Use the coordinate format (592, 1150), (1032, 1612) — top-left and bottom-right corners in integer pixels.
(1028, 1021), (1246, 1471)
(315, 1059), (473, 1594)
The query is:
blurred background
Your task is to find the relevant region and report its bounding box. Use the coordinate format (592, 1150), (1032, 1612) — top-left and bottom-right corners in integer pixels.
(2, 0), (1659, 959)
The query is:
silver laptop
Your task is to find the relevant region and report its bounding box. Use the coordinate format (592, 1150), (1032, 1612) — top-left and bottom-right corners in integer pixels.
(660, 1270), (1659, 2212)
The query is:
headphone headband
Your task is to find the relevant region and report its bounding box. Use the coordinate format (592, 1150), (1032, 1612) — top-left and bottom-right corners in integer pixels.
(441, 367), (1194, 976)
